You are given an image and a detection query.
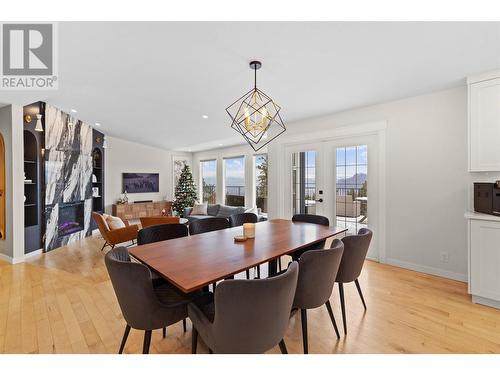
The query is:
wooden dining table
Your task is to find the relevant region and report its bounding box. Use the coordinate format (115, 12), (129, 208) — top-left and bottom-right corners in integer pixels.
(129, 219), (347, 293)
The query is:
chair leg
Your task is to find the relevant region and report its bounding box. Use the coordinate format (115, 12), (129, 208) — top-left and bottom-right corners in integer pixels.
(100, 241), (108, 251)
(162, 327), (166, 338)
(278, 257), (282, 272)
(256, 265), (261, 279)
(192, 327), (198, 354)
(118, 325), (131, 354)
(339, 283), (347, 335)
(325, 300), (340, 339)
(143, 330), (152, 354)
(208, 349), (213, 354)
(111, 244), (115, 249)
(246, 269), (250, 279)
(300, 309), (308, 354)
(354, 279), (367, 310)
(183, 319), (187, 332)
(212, 283), (216, 291)
(279, 339), (288, 354)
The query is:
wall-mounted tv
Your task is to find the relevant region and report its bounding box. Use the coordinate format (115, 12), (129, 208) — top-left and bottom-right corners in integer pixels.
(122, 173), (159, 193)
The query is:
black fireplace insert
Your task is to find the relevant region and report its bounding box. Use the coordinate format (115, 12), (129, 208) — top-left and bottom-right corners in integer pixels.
(58, 201), (84, 236)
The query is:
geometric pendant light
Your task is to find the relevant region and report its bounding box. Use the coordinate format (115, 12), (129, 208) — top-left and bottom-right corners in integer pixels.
(226, 61), (286, 152)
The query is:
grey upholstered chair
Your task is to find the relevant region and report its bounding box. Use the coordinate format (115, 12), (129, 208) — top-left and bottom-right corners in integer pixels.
(291, 214), (330, 260)
(189, 217), (230, 235)
(228, 213), (260, 279)
(136, 223), (190, 332)
(188, 262), (299, 354)
(137, 223), (188, 245)
(105, 246), (207, 354)
(336, 228), (373, 334)
(292, 240), (344, 353)
(188, 217), (231, 291)
(228, 212), (258, 227)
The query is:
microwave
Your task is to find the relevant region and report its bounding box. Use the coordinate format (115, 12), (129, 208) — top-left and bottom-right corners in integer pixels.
(474, 183), (500, 216)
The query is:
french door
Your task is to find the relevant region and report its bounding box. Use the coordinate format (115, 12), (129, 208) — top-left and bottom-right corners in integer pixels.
(284, 135), (380, 260)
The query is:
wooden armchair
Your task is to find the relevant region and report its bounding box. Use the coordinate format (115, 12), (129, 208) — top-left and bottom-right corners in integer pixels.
(92, 212), (139, 251)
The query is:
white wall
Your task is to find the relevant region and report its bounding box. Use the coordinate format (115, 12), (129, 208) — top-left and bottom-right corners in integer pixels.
(266, 86), (469, 281)
(104, 136), (191, 213)
(0, 105), (25, 263)
(192, 144), (266, 208)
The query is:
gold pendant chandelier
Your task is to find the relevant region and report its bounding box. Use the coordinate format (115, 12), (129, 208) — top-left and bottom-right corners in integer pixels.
(226, 61), (286, 151)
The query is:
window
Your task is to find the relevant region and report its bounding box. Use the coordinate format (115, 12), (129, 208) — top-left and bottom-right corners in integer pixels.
(336, 145), (367, 234)
(224, 156), (245, 206)
(200, 159), (217, 204)
(255, 154), (268, 213)
(292, 151), (316, 215)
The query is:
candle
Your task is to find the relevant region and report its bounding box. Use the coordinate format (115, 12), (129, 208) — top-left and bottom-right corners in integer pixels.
(243, 223), (255, 239)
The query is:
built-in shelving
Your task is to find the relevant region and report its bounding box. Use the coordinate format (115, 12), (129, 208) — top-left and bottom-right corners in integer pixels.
(23, 131), (39, 228)
(92, 147), (104, 214)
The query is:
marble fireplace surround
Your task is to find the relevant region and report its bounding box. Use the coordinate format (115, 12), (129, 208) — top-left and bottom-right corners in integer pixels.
(44, 104), (93, 251)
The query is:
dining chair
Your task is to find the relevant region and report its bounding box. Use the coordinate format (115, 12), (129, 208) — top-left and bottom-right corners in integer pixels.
(336, 228), (373, 334)
(137, 223), (188, 245)
(188, 262), (299, 354)
(292, 240), (344, 353)
(189, 217), (231, 290)
(228, 213), (259, 279)
(188, 217), (230, 236)
(228, 212), (258, 227)
(137, 223), (191, 329)
(105, 246), (208, 354)
(291, 214), (330, 260)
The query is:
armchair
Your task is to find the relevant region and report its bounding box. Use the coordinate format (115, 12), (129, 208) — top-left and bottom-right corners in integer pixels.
(92, 212), (139, 251)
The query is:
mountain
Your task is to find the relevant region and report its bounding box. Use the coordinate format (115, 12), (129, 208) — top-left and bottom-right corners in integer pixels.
(336, 173), (367, 187)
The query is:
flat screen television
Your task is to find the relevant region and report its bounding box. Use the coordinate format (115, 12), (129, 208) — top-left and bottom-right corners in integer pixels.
(122, 173), (159, 193)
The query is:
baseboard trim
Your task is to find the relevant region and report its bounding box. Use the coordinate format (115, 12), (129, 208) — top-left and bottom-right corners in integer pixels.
(384, 258), (467, 282)
(0, 253), (25, 264)
(24, 249), (43, 258)
(472, 295), (500, 309)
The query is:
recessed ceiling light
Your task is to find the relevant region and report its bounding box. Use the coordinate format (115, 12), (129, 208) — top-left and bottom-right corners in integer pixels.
(95, 122), (101, 127)
(70, 109), (77, 113)
(218, 143), (223, 146)
(202, 115), (208, 119)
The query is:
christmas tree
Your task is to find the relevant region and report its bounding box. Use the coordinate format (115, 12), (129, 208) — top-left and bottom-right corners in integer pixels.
(172, 165), (198, 217)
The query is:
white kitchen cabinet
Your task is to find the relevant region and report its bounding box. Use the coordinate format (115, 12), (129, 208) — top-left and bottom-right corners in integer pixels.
(468, 71), (500, 172)
(466, 212), (500, 309)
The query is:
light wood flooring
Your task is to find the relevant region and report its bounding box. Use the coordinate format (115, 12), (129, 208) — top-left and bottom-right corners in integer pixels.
(1, 234), (500, 354)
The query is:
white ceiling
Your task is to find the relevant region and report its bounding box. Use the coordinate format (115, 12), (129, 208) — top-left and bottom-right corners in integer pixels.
(0, 22), (499, 151)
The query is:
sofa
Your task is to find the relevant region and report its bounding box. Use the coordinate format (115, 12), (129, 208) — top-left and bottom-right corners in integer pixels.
(184, 204), (268, 223)
(184, 204), (245, 222)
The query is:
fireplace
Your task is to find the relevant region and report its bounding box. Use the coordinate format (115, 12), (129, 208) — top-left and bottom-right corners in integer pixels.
(58, 201), (84, 236)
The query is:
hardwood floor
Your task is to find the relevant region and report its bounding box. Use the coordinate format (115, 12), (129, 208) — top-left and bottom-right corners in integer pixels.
(1, 234), (500, 354)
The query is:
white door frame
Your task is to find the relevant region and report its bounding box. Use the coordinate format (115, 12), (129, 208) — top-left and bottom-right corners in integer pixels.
(271, 120), (387, 262)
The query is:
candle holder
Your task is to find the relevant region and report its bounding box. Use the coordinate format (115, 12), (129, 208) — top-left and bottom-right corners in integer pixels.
(243, 223), (256, 239)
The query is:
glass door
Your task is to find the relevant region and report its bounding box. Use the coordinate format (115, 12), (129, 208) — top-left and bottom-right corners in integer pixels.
(285, 143), (324, 217)
(335, 145), (368, 234)
(291, 150), (318, 215)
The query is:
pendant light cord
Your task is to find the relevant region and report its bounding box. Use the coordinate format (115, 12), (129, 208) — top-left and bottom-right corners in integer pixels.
(254, 65), (257, 89)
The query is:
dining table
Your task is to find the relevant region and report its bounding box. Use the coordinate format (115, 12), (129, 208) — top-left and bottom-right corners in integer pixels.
(129, 219), (348, 293)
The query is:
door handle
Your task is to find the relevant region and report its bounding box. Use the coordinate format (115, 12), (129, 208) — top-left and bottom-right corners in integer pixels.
(316, 198), (323, 203)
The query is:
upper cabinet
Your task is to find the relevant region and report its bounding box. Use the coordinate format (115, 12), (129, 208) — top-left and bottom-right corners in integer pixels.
(468, 70), (500, 171)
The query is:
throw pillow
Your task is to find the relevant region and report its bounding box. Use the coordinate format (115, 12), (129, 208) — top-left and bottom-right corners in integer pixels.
(105, 215), (126, 230)
(191, 202), (208, 215)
